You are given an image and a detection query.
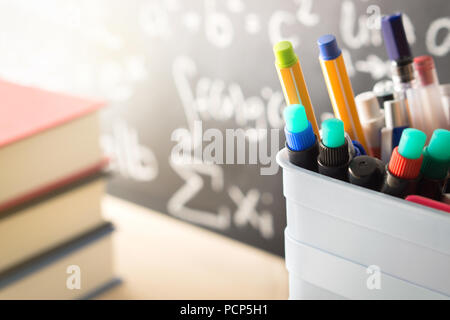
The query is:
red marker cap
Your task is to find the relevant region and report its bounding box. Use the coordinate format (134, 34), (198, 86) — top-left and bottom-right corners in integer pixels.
(388, 147), (423, 180)
(414, 55), (437, 86)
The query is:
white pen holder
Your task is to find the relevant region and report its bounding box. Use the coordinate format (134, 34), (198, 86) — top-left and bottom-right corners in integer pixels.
(277, 148), (450, 300)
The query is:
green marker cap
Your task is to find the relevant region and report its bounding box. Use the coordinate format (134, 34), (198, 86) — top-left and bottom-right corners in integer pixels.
(398, 128), (427, 159)
(322, 118), (345, 148)
(283, 104), (308, 133)
(421, 129), (450, 180)
(427, 129), (450, 161)
(274, 41), (298, 69)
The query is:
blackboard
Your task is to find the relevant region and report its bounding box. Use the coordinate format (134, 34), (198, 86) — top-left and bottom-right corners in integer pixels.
(0, 0), (448, 255)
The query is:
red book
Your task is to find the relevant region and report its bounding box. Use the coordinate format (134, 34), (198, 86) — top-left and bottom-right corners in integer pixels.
(0, 80), (106, 211)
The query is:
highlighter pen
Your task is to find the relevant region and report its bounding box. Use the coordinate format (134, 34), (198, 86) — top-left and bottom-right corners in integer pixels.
(283, 104), (319, 172)
(417, 129), (450, 201)
(381, 13), (416, 101)
(380, 99), (409, 164)
(355, 91), (385, 159)
(381, 128), (427, 198)
(317, 35), (369, 152)
(317, 118), (350, 181)
(274, 41), (320, 136)
(348, 155), (385, 191)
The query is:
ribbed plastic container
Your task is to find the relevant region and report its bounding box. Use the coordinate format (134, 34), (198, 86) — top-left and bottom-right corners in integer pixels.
(277, 148), (450, 300)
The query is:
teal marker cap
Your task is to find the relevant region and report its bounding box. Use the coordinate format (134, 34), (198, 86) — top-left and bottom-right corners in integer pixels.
(322, 118), (345, 148)
(318, 118), (349, 178)
(284, 104), (308, 133)
(398, 128), (427, 159)
(421, 129), (450, 180)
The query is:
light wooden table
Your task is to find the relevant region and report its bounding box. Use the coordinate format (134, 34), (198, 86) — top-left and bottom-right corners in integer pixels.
(98, 195), (288, 300)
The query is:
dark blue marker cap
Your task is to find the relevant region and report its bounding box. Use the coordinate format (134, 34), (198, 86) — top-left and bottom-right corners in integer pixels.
(318, 34), (341, 61)
(285, 122), (316, 151)
(381, 13), (412, 63)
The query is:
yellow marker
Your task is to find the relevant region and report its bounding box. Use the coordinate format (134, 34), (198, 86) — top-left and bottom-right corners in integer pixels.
(317, 34), (369, 151)
(273, 41), (320, 137)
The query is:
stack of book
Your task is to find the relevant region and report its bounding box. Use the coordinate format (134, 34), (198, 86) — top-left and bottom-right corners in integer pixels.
(0, 80), (118, 299)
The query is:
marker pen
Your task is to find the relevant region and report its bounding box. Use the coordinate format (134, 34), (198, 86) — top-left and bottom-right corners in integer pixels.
(440, 84), (450, 123)
(274, 41), (320, 136)
(317, 118), (350, 181)
(348, 155), (385, 191)
(380, 99), (409, 164)
(355, 91), (385, 159)
(322, 130), (357, 159)
(284, 104), (319, 172)
(317, 34), (369, 152)
(381, 128), (427, 198)
(381, 13), (416, 101)
(373, 80), (394, 109)
(414, 55), (439, 87)
(406, 56), (450, 139)
(417, 129), (450, 201)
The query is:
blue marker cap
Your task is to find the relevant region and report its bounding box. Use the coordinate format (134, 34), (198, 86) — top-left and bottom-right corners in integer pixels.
(318, 34), (342, 61)
(381, 13), (412, 63)
(284, 104), (316, 151)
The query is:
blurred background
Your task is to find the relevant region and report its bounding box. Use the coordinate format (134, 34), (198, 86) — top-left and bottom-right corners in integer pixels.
(0, 0), (449, 299)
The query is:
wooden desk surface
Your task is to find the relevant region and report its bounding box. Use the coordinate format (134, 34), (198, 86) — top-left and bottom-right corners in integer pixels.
(98, 195), (288, 300)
